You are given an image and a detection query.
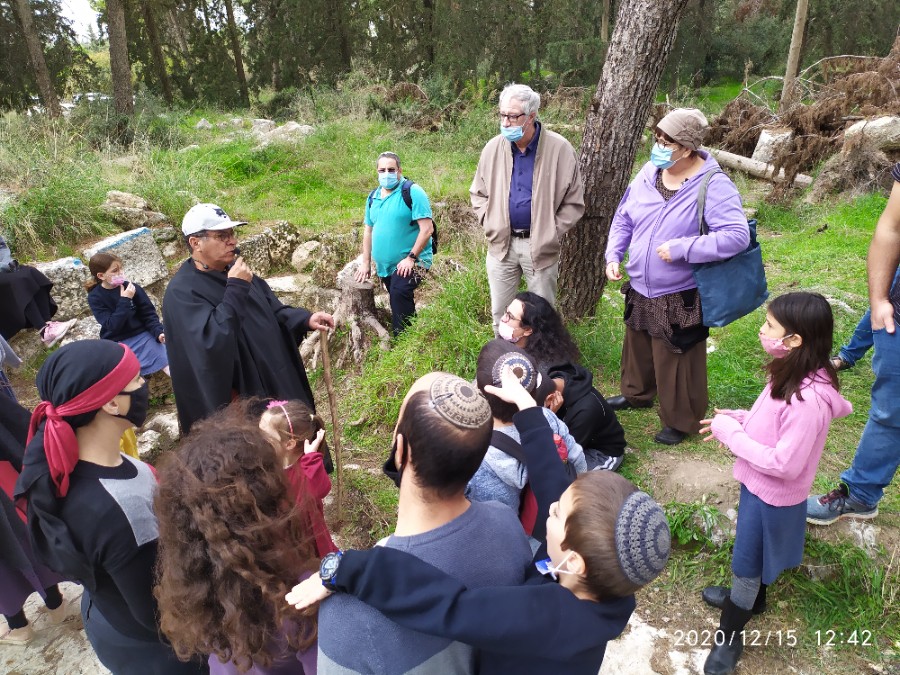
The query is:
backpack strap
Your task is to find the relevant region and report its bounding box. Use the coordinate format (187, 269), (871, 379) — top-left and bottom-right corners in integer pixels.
(696, 169), (724, 236)
(400, 179), (414, 211)
(490, 430), (526, 463)
(366, 187), (379, 211)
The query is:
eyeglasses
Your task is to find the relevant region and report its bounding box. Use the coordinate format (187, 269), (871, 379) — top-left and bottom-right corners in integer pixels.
(502, 310), (523, 323)
(377, 168), (398, 174)
(499, 112), (526, 123)
(203, 229), (236, 242)
(654, 134), (680, 150)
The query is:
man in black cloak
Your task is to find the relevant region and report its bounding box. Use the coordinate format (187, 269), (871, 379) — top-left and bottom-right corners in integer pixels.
(163, 204), (335, 433)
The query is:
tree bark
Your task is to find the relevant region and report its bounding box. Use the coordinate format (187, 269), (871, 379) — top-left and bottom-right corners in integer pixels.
(223, 0), (250, 106)
(141, 3), (174, 104)
(558, 0), (691, 319)
(780, 0), (809, 111)
(324, 1), (352, 70)
(422, 0), (435, 67)
(107, 0), (135, 116)
(12, 0), (62, 117)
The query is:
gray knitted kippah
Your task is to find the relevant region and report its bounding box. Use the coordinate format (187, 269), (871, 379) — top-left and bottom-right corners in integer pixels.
(491, 352), (538, 392)
(614, 491), (671, 586)
(428, 374), (491, 429)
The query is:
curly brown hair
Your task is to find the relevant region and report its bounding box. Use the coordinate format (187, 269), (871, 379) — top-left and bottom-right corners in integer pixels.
(154, 407), (320, 672)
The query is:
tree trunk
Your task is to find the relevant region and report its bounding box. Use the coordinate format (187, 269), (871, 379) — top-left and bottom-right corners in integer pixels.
(12, 0), (62, 117)
(558, 0), (691, 319)
(141, 3), (174, 104)
(324, 1), (352, 70)
(601, 0), (611, 43)
(780, 0), (809, 111)
(107, 0), (135, 116)
(223, 0), (250, 107)
(422, 0), (435, 67)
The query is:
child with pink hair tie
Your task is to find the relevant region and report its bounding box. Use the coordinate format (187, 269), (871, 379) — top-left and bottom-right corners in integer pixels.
(260, 399), (337, 556)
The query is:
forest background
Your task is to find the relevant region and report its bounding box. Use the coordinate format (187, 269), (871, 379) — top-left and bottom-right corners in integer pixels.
(1, 1), (899, 673)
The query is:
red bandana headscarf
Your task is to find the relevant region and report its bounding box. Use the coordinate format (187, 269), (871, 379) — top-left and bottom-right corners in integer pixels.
(27, 345), (140, 496)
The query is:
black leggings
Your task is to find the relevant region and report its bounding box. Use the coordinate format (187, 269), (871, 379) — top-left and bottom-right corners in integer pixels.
(2, 584), (62, 629)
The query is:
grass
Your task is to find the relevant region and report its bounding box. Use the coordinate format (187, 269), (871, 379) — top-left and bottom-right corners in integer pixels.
(1, 77), (896, 669)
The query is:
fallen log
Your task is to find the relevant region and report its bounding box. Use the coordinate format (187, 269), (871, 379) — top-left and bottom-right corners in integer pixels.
(705, 147), (814, 187)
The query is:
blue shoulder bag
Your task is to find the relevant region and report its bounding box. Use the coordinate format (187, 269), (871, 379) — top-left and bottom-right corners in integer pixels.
(691, 170), (768, 327)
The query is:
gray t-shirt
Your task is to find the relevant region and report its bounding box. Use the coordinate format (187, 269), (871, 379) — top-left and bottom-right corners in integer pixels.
(317, 500), (532, 674)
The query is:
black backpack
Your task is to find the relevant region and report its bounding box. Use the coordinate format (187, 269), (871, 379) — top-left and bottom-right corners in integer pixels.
(368, 178), (438, 255)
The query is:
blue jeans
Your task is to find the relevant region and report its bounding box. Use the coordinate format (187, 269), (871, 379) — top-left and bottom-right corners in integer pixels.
(841, 328), (900, 507)
(838, 267), (900, 366)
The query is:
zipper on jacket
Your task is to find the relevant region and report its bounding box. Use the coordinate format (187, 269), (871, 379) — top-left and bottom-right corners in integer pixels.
(643, 172), (672, 299)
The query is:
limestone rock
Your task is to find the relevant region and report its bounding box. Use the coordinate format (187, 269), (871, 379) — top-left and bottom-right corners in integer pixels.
(84, 227), (168, 288)
(240, 221), (303, 274)
(236, 233), (270, 274)
(8, 328), (45, 364)
(251, 118), (276, 134)
(231, 118), (245, 128)
(267, 274), (339, 314)
(843, 116), (900, 151)
(195, 118), (213, 130)
(101, 192), (168, 230)
(292, 240), (322, 273)
(145, 411), (180, 443)
(161, 242), (180, 258)
(137, 429), (162, 458)
(151, 226), (177, 243)
(260, 122), (315, 146)
(106, 191), (147, 210)
(751, 128), (794, 164)
(34, 257), (90, 320)
(58, 316), (101, 347)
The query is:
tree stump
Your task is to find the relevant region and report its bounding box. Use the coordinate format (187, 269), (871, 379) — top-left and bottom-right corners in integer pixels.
(301, 276), (391, 370)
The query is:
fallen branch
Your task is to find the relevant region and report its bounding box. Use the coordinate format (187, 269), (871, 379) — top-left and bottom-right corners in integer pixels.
(705, 147), (813, 187)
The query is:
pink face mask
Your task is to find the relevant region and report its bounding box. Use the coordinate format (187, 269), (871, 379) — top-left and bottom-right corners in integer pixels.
(759, 331), (794, 358)
(498, 321), (520, 343)
(108, 274), (127, 287)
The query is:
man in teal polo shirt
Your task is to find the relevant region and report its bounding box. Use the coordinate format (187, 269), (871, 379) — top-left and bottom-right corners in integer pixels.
(355, 152), (435, 336)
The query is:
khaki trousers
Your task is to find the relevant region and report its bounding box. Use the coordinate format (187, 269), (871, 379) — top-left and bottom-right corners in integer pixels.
(487, 236), (559, 331)
(620, 325), (708, 434)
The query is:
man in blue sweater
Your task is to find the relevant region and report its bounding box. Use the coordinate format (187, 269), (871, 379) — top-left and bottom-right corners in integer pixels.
(317, 372), (533, 674)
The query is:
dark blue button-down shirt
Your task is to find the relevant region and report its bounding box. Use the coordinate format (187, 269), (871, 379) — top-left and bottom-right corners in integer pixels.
(508, 121), (541, 232)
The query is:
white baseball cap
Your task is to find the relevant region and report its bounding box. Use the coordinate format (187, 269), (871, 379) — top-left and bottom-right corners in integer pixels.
(181, 203), (248, 236)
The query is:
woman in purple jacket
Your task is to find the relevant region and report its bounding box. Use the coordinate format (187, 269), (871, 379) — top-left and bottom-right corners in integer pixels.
(604, 108), (750, 445)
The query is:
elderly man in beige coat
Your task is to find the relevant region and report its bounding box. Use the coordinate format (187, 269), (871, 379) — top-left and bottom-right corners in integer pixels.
(471, 83), (585, 333)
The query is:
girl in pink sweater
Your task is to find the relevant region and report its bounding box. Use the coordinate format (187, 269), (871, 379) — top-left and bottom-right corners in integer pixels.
(698, 292), (851, 675)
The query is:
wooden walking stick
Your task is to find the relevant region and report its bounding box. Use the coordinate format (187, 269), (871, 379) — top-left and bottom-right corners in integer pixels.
(319, 327), (344, 520)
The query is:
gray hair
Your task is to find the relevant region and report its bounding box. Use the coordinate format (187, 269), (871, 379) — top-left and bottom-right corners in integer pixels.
(376, 151), (401, 169)
(499, 84), (540, 117)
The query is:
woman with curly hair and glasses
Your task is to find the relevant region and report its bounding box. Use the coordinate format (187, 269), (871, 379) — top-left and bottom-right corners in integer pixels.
(154, 408), (320, 674)
(498, 291), (627, 471)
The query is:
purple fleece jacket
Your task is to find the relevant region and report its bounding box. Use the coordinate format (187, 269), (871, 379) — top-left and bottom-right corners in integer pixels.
(710, 369), (852, 507)
(605, 152), (750, 298)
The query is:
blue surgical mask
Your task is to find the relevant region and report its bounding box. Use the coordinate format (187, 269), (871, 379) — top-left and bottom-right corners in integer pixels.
(379, 172), (400, 190)
(650, 143), (676, 169)
(500, 124), (525, 143)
